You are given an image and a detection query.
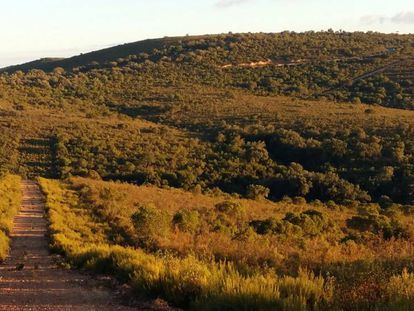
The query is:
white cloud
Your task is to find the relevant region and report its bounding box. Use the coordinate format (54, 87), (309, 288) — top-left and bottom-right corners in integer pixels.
(215, 0), (253, 8)
(391, 11), (414, 24)
(360, 15), (387, 25)
(361, 11), (414, 25)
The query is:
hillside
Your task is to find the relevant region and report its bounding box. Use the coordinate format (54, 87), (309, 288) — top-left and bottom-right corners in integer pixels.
(1, 31), (414, 310)
(0, 37), (175, 73)
(0, 32), (414, 205)
(2, 32), (412, 73)
(2, 31), (413, 109)
(0, 58), (65, 74)
(38, 176), (414, 309)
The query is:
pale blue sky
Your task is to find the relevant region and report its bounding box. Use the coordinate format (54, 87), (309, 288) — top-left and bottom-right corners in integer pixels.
(1, 0), (413, 67)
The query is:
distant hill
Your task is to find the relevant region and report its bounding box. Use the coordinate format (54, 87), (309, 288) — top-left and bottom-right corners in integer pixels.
(2, 32), (412, 74)
(1, 58), (65, 73)
(0, 37), (185, 73)
(1, 31), (413, 109)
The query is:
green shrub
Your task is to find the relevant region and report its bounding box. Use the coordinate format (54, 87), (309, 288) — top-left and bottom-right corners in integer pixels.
(173, 209), (200, 233)
(293, 196), (307, 205)
(249, 214), (317, 237)
(131, 203), (171, 248)
(215, 200), (246, 217)
(246, 184), (270, 200)
(249, 218), (277, 235)
(283, 209), (334, 236)
(357, 204), (381, 216)
(346, 214), (407, 240)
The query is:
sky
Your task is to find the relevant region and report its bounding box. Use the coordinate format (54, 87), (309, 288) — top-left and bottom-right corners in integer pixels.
(0, 0), (413, 68)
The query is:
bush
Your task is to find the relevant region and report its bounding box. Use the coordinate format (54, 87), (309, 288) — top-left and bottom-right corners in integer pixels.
(249, 218), (277, 235)
(173, 209), (200, 233)
(346, 214), (407, 240)
(284, 210), (334, 236)
(249, 210), (332, 237)
(131, 203), (171, 248)
(0, 231), (9, 261)
(387, 268), (414, 301)
(215, 200), (246, 217)
(246, 184), (270, 200)
(293, 196), (306, 205)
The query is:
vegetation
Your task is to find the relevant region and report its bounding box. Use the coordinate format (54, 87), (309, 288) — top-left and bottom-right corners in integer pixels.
(0, 174), (22, 260)
(37, 177), (414, 309)
(2, 31), (413, 108)
(39, 177), (334, 310)
(0, 31), (413, 309)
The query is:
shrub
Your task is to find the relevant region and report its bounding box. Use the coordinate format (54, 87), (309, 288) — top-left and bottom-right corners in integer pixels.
(387, 268), (414, 302)
(249, 214), (319, 237)
(284, 210), (334, 236)
(293, 196), (306, 205)
(249, 218), (277, 235)
(215, 200), (246, 217)
(346, 214), (407, 240)
(246, 184), (270, 200)
(131, 203), (171, 248)
(173, 209), (200, 233)
(0, 231), (9, 261)
(40, 178), (335, 310)
(357, 204), (380, 216)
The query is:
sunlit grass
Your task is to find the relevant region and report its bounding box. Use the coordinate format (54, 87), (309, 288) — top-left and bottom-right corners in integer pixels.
(0, 174), (22, 260)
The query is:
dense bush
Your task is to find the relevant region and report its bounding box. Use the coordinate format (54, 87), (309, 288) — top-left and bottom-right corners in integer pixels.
(173, 209), (200, 233)
(0, 32), (413, 206)
(250, 209), (335, 238)
(131, 203), (171, 248)
(346, 214), (406, 240)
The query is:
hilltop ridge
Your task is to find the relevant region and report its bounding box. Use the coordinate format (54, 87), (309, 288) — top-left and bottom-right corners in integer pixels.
(2, 31), (413, 74)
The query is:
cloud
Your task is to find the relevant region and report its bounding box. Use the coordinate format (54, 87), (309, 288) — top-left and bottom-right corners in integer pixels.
(361, 11), (414, 25)
(215, 0), (252, 8)
(360, 15), (387, 25)
(390, 11), (414, 24)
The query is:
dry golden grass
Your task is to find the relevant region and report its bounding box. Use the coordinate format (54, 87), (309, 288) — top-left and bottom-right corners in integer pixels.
(39, 176), (414, 309)
(71, 176), (355, 222)
(159, 84), (414, 127)
(67, 177), (414, 270)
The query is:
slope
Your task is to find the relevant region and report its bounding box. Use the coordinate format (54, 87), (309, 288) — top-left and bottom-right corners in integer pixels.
(1, 32), (412, 74)
(0, 37), (181, 73)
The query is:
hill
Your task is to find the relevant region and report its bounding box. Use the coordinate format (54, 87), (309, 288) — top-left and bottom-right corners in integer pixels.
(3, 31), (413, 109)
(0, 37), (175, 73)
(1, 31), (414, 310)
(0, 58), (65, 74)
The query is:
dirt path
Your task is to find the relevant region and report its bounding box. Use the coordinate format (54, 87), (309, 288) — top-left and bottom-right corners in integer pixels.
(349, 60), (402, 84)
(320, 59), (403, 95)
(0, 180), (138, 311)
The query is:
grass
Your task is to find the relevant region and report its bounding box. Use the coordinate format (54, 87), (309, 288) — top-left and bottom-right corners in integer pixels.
(0, 174), (22, 260)
(39, 177), (334, 310)
(38, 176), (414, 309)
